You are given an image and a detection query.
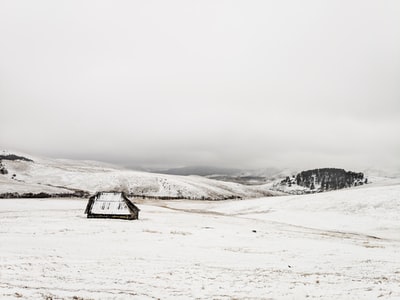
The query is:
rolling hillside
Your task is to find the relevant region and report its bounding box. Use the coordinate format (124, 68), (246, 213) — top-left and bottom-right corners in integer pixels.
(0, 151), (281, 200)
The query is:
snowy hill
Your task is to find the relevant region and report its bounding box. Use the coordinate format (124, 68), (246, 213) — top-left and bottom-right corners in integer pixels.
(0, 151), (281, 200)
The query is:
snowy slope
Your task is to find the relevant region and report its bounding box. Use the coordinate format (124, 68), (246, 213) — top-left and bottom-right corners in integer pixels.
(0, 176), (74, 196)
(1, 182), (399, 299)
(0, 151), (281, 200)
(165, 183), (400, 240)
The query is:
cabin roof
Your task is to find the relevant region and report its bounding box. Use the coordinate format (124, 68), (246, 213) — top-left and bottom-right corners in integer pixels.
(85, 191), (140, 216)
(95, 192), (124, 202)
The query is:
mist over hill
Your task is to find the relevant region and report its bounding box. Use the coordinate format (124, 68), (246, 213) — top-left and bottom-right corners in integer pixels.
(152, 166), (296, 185)
(153, 166), (242, 177)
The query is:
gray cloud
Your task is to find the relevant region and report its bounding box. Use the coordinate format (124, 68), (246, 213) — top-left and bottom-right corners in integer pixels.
(1, 0), (400, 170)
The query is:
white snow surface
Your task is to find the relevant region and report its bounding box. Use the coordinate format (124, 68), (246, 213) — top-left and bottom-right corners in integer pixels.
(90, 192), (130, 215)
(95, 192), (124, 202)
(0, 152), (280, 199)
(1, 183), (400, 299)
(91, 200), (130, 215)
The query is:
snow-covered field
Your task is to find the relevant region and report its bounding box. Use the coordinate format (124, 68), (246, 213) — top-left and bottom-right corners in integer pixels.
(1, 183), (399, 299)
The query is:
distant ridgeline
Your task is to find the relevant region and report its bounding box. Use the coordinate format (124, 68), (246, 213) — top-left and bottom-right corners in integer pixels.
(279, 168), (367, 194)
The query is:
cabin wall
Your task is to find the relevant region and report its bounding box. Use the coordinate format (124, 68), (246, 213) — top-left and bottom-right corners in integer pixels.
(87, 213), (138, 220)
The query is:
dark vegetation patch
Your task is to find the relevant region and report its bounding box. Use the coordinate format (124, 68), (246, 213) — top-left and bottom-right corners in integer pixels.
(0, 190), (89, 199)
(280, 168), (366, 192)
(0, 154), (34, 162)
(0, 161), (7, 174)
(129, 194), (242, 201)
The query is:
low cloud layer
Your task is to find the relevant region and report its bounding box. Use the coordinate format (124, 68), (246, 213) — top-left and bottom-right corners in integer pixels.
(1, 1), (400, 170)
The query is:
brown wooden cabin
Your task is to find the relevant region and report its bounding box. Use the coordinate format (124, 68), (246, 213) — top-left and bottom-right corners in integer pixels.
(85, 191), (139, 220)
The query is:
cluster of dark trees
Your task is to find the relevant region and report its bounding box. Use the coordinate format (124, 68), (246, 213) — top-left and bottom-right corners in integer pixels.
(0, 154), (33, 162)
(0, 190), (89, 199)
(0, 161), (8, 175)
(281, 168), (367, 191)
(129, 194), (241, 201)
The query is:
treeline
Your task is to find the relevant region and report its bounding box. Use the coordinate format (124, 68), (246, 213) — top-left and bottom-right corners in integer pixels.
(129, 194), (242, 201)
(0, 190), (89, 199)
(281, 168), (366, 191)
(0, 191), (242, 201)
(0, 154), (33, 162)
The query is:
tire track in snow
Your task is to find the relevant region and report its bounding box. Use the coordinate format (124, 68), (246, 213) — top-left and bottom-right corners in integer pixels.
(156, 203), (397, 244)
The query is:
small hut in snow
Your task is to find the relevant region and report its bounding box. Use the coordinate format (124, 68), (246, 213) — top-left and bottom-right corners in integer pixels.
(85, 192), (140, 220)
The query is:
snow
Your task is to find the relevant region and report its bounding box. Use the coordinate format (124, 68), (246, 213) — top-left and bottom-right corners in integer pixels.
(96, 192), (124, 202)
(90, 192), (131, 215)
(90, 200), (129, 215)
(1, 183), (399, 299)
(0, 154), (280, 200)
(0, 176), (72, 195)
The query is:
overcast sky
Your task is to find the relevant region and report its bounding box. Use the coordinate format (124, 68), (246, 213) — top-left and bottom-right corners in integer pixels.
(1, 0), (400, 170)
